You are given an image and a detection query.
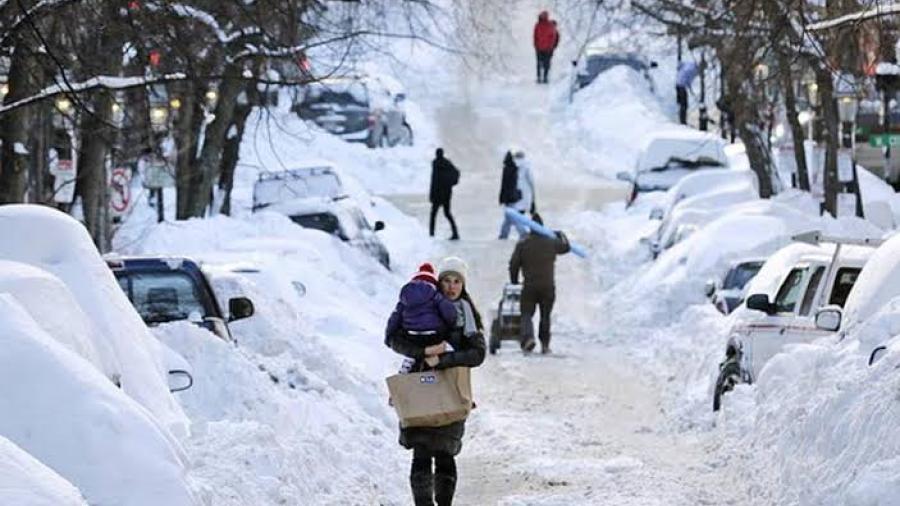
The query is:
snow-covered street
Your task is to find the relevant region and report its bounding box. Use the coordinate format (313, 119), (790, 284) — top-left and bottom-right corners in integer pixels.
(6, 1), (900, 505)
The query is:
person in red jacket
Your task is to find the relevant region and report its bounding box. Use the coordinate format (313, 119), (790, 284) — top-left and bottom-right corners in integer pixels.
(533, 11), (559, 83)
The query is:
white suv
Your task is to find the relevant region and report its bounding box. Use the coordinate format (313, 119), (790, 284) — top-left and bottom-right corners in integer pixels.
(713, 234), (878, 411)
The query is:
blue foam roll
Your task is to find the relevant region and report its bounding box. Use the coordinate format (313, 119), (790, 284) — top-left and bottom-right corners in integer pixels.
(504, 207), (588, 258)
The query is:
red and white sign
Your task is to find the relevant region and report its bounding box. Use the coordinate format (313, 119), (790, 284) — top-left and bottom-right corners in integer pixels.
(109, 167), (132, 215)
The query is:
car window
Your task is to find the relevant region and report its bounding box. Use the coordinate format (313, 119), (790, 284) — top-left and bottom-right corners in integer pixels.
(253, 170), (343, 209)
(774, 267), (808, 314)
(303, 81), (368, 106)
(723, 261), (764, 290)
(126, 272), (207, 324)
(290, 212), (342, 236)
(829, 267), (861, 307)
(799, 266), (825, 316)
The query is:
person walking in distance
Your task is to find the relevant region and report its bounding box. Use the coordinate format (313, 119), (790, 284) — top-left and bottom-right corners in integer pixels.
(533, 11), (559, 83)
(675, 59), (699, 125)
(430, 148), (460, 240)
(508, 213), (570, 354)
(498, 149), (535, 239)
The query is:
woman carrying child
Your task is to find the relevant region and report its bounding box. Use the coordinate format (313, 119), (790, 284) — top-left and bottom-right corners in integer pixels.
(384, 256), (486, 506)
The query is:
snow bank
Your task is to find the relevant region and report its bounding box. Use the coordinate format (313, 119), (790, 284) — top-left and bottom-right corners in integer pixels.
(842, 232), (900, 329)
(0, 205), (188, 434)
(558, 66), (671, 178)
(0, 436), (87, 506)
(0, 294), (195, 506)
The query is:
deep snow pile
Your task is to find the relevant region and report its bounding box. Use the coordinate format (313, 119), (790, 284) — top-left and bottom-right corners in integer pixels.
(0, 294), (195, 506)
(0, 435), (87, 506)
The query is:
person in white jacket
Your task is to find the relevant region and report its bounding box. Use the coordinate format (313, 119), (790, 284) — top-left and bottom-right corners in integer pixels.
(498, 149), (536, 239)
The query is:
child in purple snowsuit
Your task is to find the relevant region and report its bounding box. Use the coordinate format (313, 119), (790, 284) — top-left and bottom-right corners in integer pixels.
(385, 262), (458, 372)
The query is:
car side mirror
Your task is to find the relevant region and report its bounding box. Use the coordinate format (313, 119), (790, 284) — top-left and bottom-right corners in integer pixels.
(571, 60), (578, 67)
(704, 279), (717, 298)
(228, 297), (255, 322)
(869, 345), (888, 366)
(394, 93), (406, 103)
(168, 369), (193, 393)
(649, 207), (664, 220)
(746, 293), (774, 315)
(374, 220), (385, 232)
(616, 171), (633, 182)
(814, 306), (842, 332)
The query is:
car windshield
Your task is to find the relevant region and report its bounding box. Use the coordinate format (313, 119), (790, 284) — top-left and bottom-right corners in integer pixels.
(650, 157), (724, 172)
(290, 212), (343, 237)
(302, 81), (367, 106)
(119, 271), (207, 324)
(722, 261), (764, 290)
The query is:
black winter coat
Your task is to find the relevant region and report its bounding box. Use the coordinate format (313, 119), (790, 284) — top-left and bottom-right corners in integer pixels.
(499, 152), (521, 205)
(386, 326), (486, 456)
(430, 155), (460, 204)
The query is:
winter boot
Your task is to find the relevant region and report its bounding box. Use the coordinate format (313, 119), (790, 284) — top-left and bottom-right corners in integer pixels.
(434, 473), (457, 506)
(411, 471), (435, 506)
(521, 336), (536, 354)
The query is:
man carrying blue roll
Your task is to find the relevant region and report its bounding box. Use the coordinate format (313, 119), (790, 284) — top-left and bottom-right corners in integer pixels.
(508, 213), (570, 354)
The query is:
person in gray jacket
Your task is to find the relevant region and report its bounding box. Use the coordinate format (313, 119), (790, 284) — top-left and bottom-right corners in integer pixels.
(508, 214), (570, 354)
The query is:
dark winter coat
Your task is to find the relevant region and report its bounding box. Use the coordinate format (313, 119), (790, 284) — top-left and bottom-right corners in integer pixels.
(499, 153), (521, 205)
(533, 12), (557, 52)
(386, 301), (486, 456)
(430, 154), (460, 204)
(384, 280), (458, 339)
(509, 231), (570, 289)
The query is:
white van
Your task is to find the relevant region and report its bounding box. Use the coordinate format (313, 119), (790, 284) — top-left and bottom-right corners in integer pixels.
(713, 234), (878, 410)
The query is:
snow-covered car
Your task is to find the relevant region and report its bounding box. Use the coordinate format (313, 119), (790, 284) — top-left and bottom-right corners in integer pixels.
(291, 74), (413, 148)
(264, 197), (390, 269)
(570, 48), (657, 95)
(106, 256), (255, 341)
(813, 232), (900, 363)
(647, 182), (759, 257)
(648, 169), (758, 222)
(713, 237), (877, 411)
(252, 163), (346, 211)
(705, 258), (765, 314)
(618, 129), (729, 206)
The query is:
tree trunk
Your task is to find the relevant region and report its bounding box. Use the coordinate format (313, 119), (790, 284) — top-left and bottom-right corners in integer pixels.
(0, 44), (35, 204)
(818, 70), (840, 216)
(218, 94), (253, 216)
(173, 81), (203, 219)
(778, 52), (810, 191)
(76, 92), (114, 251)
(185, 63), (243, 217)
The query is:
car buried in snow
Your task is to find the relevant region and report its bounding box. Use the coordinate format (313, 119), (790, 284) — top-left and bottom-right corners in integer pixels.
(705, 258), (766, 315)
(713, 233), (881, 411)
(618, 129), (729, 207)
(106, 256), (255, 342)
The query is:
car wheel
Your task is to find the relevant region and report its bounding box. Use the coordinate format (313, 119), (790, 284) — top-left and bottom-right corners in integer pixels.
(489, 318), (501, 354)
(713, 359), (742, 412)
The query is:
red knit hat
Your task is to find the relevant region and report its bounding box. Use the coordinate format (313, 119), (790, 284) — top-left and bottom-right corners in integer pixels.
(412, 262), (438, 284)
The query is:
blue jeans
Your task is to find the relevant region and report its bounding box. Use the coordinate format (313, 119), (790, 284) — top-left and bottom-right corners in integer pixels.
(498, 208), (528, 239)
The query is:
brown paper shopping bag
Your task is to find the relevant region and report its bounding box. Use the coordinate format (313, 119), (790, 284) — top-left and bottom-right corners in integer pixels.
(386, 367), (473, 428)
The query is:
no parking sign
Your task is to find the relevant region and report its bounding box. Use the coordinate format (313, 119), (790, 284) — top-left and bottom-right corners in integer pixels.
(109, 167), (132, 216)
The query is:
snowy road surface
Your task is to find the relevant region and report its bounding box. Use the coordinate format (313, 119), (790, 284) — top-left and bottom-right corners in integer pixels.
(385, 2), (749, 504)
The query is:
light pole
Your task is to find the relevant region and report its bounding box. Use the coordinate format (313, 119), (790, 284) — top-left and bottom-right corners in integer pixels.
(837, 93), (863, 217)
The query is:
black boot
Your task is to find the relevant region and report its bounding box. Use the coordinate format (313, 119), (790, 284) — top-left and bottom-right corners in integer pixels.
(411, 471), (434, 506)
(434, 473), (456, 506)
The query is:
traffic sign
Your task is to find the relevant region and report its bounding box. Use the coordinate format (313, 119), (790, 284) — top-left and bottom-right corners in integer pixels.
(868, 134), (900, 147)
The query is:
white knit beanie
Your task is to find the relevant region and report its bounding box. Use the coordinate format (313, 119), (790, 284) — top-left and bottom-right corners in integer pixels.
(437, 256), (469, 284)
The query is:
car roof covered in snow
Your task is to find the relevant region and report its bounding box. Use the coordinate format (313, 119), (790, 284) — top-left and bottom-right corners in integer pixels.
(842, 232), (900, 329)
(636, 129), (728, 172)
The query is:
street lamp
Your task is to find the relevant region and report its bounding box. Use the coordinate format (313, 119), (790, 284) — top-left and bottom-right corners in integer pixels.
(836, 93), (864, 218)
(876, 62), (900, 188)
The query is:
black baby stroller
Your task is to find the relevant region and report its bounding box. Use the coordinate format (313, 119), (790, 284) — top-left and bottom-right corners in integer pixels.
(489, 283), (523, 354)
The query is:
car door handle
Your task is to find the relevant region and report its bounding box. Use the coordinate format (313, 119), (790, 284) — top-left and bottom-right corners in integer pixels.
(779, 327), (787, 335)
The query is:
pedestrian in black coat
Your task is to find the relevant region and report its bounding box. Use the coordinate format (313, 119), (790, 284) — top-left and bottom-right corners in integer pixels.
(385, 257), (485, 506)
(430, 148), (460, 240)
(498, 151), (520, 206)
